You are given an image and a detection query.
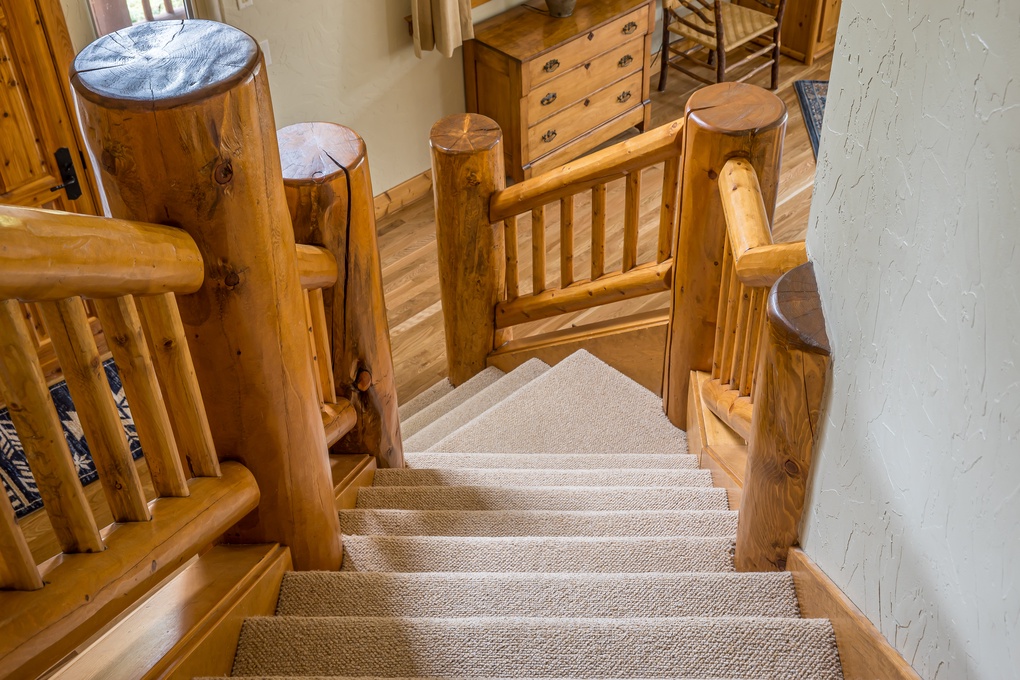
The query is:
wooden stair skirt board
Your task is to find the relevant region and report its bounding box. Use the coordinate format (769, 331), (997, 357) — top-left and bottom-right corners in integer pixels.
(486, 309), (669, 395)
(686, 370), (746, 509)
(788, 549), (923, 680)
(46, 544), (291, 680)
(331, 453), (377, 510)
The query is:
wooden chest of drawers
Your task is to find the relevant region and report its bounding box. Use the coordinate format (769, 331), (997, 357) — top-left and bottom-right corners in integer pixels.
(464, 0), (655, 182)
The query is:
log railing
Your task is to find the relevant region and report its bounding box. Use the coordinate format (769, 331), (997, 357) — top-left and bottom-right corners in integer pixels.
(0, 205), (259, 677)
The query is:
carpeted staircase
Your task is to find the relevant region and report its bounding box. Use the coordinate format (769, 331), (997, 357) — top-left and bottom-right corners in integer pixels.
(219, 351), (844, 679)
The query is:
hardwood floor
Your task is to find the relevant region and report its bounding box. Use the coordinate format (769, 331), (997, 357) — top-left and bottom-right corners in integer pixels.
(381, 51), (833, 404)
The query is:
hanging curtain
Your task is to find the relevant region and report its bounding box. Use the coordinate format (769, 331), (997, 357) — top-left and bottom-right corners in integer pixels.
(412, 0), (475, 58)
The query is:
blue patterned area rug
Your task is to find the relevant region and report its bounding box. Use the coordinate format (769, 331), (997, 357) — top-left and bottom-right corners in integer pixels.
(1, 359), (143, 518)
(794, 80), (828, 158)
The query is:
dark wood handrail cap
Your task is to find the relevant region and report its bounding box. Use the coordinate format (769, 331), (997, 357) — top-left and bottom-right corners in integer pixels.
(71, 20), (259, 110)
(430, 114), (502, 155)
(685, 82), (787, 135)
(768, 262), (831, 355)
(278, 122), (365, 184)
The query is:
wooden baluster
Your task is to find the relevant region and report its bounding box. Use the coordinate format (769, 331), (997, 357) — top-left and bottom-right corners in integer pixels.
(622, 170), (642, 272)
(302, 290), (325, 407)
(141, 0), (154, 21)
(740, 287), (765, 396)
(711, 239), (733, 380)
(162, 0), (174, 13)
(532, 205), (547, 294)
(0, 300), (104, 555)
(718, 268), (741, 386)
(136, 294), (220, 478)
(505, 215), (520, 300)
(736, 264), (830, 571)
(728, 282), (751, 387)
(560, 195), (574, 287)
(279, 122), (402, 467)
(657, 156), (682, 263)
(0, 491), (42, 590)
(662, 83), (786, 427)
(38, 298), (149, 522)
(93, 295), (189, 498)
(73, 21), (342, 569)
(430, 114), (508, 386)
(591, 183), (607, 279)
(308, 288), (337, 404)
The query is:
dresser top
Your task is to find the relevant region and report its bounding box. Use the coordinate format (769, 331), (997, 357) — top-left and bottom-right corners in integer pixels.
(473, 0), (652, 62)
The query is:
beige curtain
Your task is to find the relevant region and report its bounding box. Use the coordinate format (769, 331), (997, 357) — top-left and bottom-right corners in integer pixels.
(412, 0), (474, 58)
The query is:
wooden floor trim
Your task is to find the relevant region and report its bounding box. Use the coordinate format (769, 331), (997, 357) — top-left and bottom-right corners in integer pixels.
(330, 453), (376, 509)
(787, 548), (922, 680)
(374, 169), (432, 221)
(689, 370), (745, 509)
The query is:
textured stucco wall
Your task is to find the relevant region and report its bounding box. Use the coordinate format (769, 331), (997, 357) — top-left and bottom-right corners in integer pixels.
(802, 0), (1020, 678)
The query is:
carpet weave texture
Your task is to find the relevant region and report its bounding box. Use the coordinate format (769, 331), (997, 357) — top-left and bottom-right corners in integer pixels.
(226, 350), (843, 680)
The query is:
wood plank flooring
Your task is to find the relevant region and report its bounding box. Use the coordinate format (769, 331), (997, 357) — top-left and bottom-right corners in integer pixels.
(381, 51), (833, 403)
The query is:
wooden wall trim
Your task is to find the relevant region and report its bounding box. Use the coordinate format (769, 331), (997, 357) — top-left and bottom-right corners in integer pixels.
(374, 169), (433, 221)
(787, 549), (922, 680)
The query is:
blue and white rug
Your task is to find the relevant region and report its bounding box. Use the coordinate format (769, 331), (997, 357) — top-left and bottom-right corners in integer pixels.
(0, 359), (143, 518)
(794, 80), (827, 159)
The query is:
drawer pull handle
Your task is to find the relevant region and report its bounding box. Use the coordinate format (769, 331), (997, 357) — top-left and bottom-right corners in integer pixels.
(617, 90), (633, 104)
(541, 92), (558, 106)
(622, 21), (639, 35)
(618, 54), (634, 68)
(542, 130), (558, 144)
(588, 32), (595, 41)
(543, 59), (560, 73)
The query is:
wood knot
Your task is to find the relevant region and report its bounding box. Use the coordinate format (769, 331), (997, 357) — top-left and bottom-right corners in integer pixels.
(783, 459), (801, 476)
(707, 169), (718, 180)
(355, 369), (372, 392)
(214, 160), (233, 185)
(101, 149), (117, 174)
(224, 271), (240, 287)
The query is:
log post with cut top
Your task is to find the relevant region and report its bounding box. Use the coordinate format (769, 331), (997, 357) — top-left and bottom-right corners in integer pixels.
(278, 122), (403, 469)
(70, 20), (342, 570)
(429, 114), (509, 385)
(662, 82), (787, 428)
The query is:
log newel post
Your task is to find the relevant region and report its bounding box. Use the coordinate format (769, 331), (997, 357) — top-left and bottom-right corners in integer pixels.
(429, 114), (509, 386)
(70, 20), (342, 570)
(278, 123), (404, 469)
(735, 263), (830, 571)
(662, 83), (787, 428)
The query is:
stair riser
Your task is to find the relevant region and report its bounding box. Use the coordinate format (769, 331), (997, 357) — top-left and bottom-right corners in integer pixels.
(372, 468), (714, 487)
(356, 486), (729, 511)
(403, 452), (700, 469)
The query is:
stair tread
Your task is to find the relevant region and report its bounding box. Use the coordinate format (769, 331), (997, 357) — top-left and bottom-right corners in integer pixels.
(398, 378), (453, 422)
(339, 508), (738, 537)
(276, 571), (799, 618)
(404, 451), (700, 469)
(405, 359), (549, 452)
(372, 467), (714, 487)
(232, 616), (842, 679)
(340, 535), (735, 573)
(402, 367), (504, 439)
(356, 485), (729, 511)
(428, 351), (687, 455)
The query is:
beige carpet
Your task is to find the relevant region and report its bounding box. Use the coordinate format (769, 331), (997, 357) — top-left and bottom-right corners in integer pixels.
(225, 350), (843, 679)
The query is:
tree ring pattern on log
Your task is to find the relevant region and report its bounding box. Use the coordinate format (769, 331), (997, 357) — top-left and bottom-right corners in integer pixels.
(71, 20), (259, 110)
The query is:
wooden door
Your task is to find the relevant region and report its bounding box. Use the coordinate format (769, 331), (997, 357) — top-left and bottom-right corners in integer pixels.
(0, 0), (98, 214)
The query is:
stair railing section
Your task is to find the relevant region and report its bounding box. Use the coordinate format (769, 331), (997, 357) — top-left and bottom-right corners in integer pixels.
(281, 123), (404, 468)
(701, 158), (808, 441)
(0, 205), (260, 678)
(430, 113), (684, 384)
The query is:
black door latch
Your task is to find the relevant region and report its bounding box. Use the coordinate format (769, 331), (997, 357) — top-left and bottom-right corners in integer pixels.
(49, 147), (82, 201)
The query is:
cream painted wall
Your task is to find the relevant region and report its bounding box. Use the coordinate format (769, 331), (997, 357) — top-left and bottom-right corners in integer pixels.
(802, 0), (1020, 678)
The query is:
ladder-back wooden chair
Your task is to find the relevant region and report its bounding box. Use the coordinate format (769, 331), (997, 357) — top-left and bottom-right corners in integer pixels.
(658, 0), (788, 92)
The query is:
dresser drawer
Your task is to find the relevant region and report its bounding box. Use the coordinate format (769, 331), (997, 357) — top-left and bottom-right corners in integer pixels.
(527, 7), (649, 89)
(527, 37), (644, 124)
(528, 71), (644, 157)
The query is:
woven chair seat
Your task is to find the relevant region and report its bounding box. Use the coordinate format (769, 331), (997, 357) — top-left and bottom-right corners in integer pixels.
(667, 3), (777, 52)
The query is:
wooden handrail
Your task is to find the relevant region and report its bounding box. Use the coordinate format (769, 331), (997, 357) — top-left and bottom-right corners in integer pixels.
(489, 119), (684, 221)
(0, 205), (204, 301)
(295, 244), (339, 290)
(718, 158), (807, 287)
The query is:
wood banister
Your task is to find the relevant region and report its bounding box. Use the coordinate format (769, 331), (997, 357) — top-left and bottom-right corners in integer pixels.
(295, 244), (339, 290)
(430, 113), (509, 385)
(0, 205), (204, 301)
(736, 263), (830, 571)
(663, 83), (787, 428)
(489, 119), (683, 222)
(71, 20), (342, 570)
(279, 122), (403, 467)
